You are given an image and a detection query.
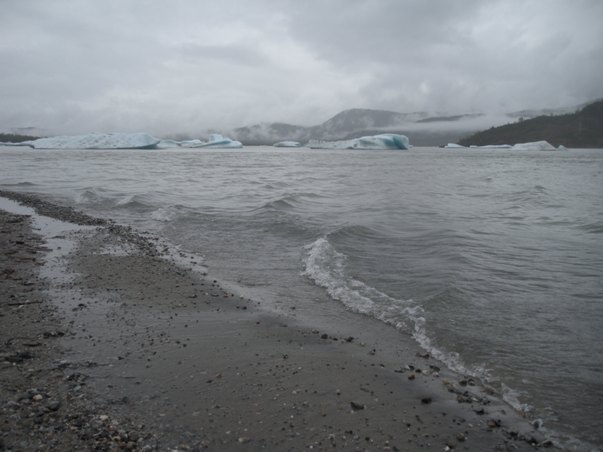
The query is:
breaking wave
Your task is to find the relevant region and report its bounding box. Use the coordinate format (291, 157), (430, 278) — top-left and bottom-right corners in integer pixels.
(302, 236), (481, 377)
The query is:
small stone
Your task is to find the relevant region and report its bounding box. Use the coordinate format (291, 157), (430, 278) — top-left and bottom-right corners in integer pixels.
(46, 400), (61, 411)
(350, 401), (365, 411)
(320, 333), (328, 339)
(99, 414), (109, 421)
(408, 374), (415, 380)
(487, 419), (501, 428)
(32, 394), (43, 402)
(238, 437), (250, 444)
(420, 397), (432, 404)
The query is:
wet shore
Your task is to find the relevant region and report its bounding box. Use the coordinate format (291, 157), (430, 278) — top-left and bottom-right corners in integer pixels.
(0, 191), (552, 450)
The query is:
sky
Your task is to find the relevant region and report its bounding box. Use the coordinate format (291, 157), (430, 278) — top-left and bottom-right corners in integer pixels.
(1, 0), (602, 135)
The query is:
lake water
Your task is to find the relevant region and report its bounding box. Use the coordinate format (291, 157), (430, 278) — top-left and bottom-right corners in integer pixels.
(1, 145), (602, 449)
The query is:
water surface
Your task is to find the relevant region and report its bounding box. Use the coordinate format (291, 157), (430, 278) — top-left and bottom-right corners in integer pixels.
(2, 145), (602, 449)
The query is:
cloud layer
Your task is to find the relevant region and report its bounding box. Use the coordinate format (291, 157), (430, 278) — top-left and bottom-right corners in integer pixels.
(1, 0), (602, 135)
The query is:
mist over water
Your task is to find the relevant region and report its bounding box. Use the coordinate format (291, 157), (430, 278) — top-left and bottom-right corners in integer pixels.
(2, 145), (602, 448)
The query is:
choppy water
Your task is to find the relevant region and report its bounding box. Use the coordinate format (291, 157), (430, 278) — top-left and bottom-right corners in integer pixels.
(2, 145), (602, 449)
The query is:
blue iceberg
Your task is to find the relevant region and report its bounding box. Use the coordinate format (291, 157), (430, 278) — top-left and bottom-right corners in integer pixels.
(180, 134), (242, 149)
(307, 133), (410, 150)
(20, 133), (160, 149)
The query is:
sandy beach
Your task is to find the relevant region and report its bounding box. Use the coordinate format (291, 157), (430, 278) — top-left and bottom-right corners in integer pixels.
(0, 191), (552, 451)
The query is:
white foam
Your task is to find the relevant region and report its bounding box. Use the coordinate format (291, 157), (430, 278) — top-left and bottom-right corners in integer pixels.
(302, 236), (492, 379)
(0, 196), (95, 285)
(501, 383), (532, 415)
(150, 206), (178, 222)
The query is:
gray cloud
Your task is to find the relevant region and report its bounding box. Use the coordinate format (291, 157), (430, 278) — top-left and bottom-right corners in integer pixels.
(1, 0), (602, 135)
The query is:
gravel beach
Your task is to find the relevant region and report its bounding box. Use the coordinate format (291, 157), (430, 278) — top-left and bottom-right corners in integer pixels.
(0, 192), (552, 451)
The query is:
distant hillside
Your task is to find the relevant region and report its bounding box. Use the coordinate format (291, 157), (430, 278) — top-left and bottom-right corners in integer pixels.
(0, 133), (40, 143)
(459, 100), (603, 148)
(231, 108), (483, 146)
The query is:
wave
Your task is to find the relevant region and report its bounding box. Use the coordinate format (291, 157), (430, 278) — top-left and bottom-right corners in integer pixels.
(253, 192), (327, 214)
(1, 181), (37, 187)
(577, 221), (603, 234)
(74, 187), (155, 211)
(113, 194), (154, 210)
(302, 236), (481, 377)
(150, 205), (184, 222)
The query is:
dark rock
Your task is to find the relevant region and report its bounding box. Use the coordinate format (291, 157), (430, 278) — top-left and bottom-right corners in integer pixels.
(420, 397), (432, 404)
(350, 401), (365, 411)
(487, 419), (501, 428)
(46, 400), (61, 411)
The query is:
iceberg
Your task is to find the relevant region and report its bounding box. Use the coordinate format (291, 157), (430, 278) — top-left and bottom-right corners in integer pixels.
(21, 133), (160, 149)
(273, 141), (302, 148)
(308, 133), (410, 150)
(444, 143), (465, 148)
(180, 134), (242, 149)
(156, 139), (182, 148)
(557, 145), (569, 151)
(469, 144), (512, 149)
(511, 140), (556, 151)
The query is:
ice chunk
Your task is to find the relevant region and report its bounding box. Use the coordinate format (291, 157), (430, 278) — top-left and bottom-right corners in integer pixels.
(273, 141), (302, 147)
(157, 139), (183, 148)
(22, 133), (160, 149)
(308, 133), (410, 150)
(444, 143), (465, 148)
(557, 145), (569, 151)
(511, 140), (556, 151)
(179, 139), (205, 148)
(181, 134), (243, 149)
(469, 144), (512, 149)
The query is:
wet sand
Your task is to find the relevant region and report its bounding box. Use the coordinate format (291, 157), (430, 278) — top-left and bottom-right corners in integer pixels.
(0, 191), (552, 450)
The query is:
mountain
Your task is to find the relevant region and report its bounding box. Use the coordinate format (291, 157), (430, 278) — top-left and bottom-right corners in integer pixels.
(232, 108), (489, 146)
(459, 100), (603, 148)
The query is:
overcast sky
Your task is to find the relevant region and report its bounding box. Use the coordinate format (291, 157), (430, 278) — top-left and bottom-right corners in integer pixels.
(1, 0), (602, 135)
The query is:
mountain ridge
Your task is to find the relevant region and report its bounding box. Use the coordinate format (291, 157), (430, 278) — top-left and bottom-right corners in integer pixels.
(459, 100), (603, 148)
(231, 103), (586, 146)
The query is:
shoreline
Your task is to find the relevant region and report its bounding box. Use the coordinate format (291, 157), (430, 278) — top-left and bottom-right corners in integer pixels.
(0, 191), (551, 450)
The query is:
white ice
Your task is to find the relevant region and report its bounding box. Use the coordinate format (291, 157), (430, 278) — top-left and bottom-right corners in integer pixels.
(273, 141), (302, 148)
(21, 133), (161, 149)
(444, 143), (465, 148)
(469, 144), (512, 149)
(180, 134), (242, 148)
(511, 141), (556, 151)
(307, 133), (410, 150)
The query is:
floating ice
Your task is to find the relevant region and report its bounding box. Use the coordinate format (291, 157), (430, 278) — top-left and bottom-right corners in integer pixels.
(557, 145), (569, 151)
(21, 133), (161, 149)
(180, 134), (242, 149)
(511, 140), (556, 151)
(469, 144), (512, 149)
(156, 139), (182, 148)
(273, 141), (302, 148)
(308, 133), (410, 150)
(444, 143), (465, 148)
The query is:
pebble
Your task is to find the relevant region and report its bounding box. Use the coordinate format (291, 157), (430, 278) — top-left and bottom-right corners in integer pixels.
(350, 401), (365, 411)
